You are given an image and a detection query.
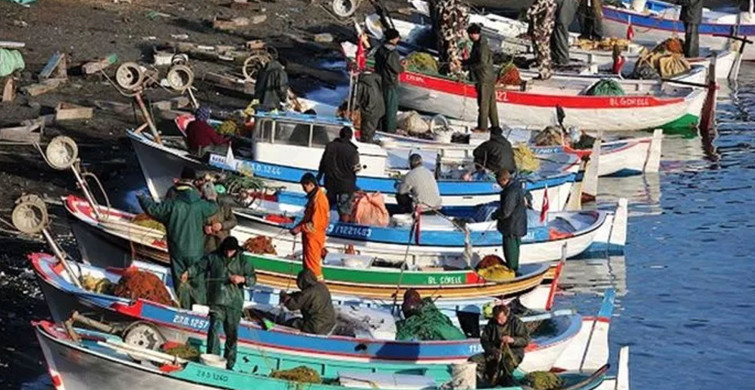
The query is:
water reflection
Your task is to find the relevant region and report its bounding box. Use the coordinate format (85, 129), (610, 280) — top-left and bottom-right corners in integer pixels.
(560, 255), (627, 297)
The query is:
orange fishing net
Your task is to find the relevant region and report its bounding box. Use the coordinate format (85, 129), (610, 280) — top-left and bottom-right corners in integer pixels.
(113, 268), (175, 306)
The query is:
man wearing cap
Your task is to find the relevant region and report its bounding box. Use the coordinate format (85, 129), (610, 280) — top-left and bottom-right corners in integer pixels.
(290, 173), (330, 279)
(138, 173), (218, 309)
(375, 28), (404, 134)
(317, 126), (360, 222)
(186, 106), (230, 157)
(464, 23), (499, 131)
(183, 236), (256, 370)
(201, 182), (238, 253)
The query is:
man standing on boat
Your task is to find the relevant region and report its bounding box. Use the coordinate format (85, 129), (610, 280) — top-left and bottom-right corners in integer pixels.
(355, 72), (385, 143)
(469, 304), (531, 386)
(578, 0), (603, 41)
(552, 0), (579, 66)
(680, 0), (703, 58)
(375, 28), (404, 134)
(290, 173), (330, 280)
(473, 126), (517, 178)
(317, 127), (360, 222)
(463, 23), (499, 132)
(138, 180), (218, 309)
(280, 269), (337, 335)
(527, 0), (557, 79)
(492, 169), (527, 273)
(254, 53), (289, 111)
(396, 154), (442, 213)
(201, 182), (238, 253)
(183, 236), (256, 370)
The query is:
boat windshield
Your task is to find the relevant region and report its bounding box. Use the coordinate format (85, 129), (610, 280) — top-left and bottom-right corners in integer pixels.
(256, 118), (342, 148)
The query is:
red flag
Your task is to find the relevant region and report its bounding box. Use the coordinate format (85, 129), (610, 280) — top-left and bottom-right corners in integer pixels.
(540, 185), (549, 224)
(626, 16), (635, 41)
(355, 35), (367, 71)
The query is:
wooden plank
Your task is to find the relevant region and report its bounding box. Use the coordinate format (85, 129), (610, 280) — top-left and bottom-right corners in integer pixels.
(2, 78), (15, 102)
(55, 102), (94, 121)
(39, 52), (67, 80)
(22, 79), (64, 96)
(0, 118), (44, 143)
(204, 72), (255, 95)
(0, 41), (25, 49)
(82, 53), (118, 75)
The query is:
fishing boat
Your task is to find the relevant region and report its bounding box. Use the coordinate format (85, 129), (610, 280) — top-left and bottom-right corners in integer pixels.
(33, 321), (628, 390)
(130, 112), (583, 210)
(602, 0), (755, 61)
(30, 252), (595, 376)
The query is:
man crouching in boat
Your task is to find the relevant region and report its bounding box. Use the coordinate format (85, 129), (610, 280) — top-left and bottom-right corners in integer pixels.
(469, 304), (531, 386)
(182, 236), (256, 370)
(290, 173), (330, 280)
(280, 269), (337, 335)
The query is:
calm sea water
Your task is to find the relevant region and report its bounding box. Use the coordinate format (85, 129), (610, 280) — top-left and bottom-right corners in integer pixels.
(20, 57), (755, 390)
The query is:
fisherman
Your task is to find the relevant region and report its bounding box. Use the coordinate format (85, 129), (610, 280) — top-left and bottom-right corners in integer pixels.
(317, 127), (360, 222)
(375, 28), (404, 134)
(138, 179), (218, 309)
(279, 269), (337, 335)
(185, 106), (230, 157)
(473, 126), (517, 177)
(290, 173), (330, 279)
(182, 236), (256, 370)
(165, 166), (199, 200)
(254, 53), (289, 111)
(527, 0), (557, 79)
(578, 0), (603, 41)
(201, 182), (238, 253)
(680, 0), (703, 58)
(396, 154), (441, 213)
(552, 0), (579, 66)
(355, 72), (385, 143)
(463, 23), (499, 132)
(492, 169), (527, 273)
(395, 289), (465, 341)
(468, 304), (531, 386)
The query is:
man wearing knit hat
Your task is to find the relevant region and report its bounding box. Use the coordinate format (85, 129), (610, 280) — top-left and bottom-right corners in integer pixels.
(375, 28), (404, 134)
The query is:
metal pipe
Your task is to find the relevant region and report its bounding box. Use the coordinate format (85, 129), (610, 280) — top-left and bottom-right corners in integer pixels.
(134, 93), (161, 144)
(70, 166), (102, 220)
(41, 228), (82, 288)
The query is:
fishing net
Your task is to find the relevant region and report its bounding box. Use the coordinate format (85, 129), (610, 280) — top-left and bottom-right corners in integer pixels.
(222, 174), (265, 193)
(243, 236), (277, 255)
(514, 144), (540, 173)
(496, 62), (522, 86)
(477, 264), (515, 282)
(584, 78), (625, 96)
(533, 126), (564, 146)
(406, 52), (439, 74)
(395, 299), (466, 341)
(653, 37), (684, 54)
(525, 318), (559, 336)
(163, 343), (200, 361)
(113, 268), (175, 306)
(576, 37), (630, 51)
(80, 274), (114, 294)
(524, 371), (564, 390)
(216, 120), (239, 136)
(657, 54), (691, 78)
(270, 366), (322, 383)
(632, 60), (661, 80)
(476, 254), (504, 270)
(132, 213), (166, 233)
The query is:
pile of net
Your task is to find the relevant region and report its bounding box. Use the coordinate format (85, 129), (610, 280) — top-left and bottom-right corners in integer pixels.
(132, 213), (166, 233)
(405, 52), (438, 74)
(496, 62), (521, 86)
(654, 37), (684, 54)
(270, 366), (322, 383)
(584, 78), (625, 96)
(351, 192), (389, 227)
(243, 236), (277, 255)
(336, 101), (361, 130)
(576, 37), (630, 51)
(523, 371), (564, 390)
(513, 144), (540, 172)
(396, 299), (466, 341)
(216, 120), (240, 136)
(524, 317), (559, 335)
(632, 38), (690, 79)
(163, 343), (200, 361)
(113, 268), (175, 306)
(80, 274), (114, 294)
(533, 126), (564, 146)
(476, 255), (515, 282)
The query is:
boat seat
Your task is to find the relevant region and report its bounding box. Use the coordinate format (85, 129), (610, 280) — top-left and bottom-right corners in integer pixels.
(338, 372), (437, 390)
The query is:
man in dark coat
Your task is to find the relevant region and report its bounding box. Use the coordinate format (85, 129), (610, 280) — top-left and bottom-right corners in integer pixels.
(469, 304), (531, 386)
(473, 126), (517, 175)
(464, 23), (499, 131)
(492, 169), (527, 272)
(280, 269), (337, 335)
(374, 28), (404, 134)
(317, 127), (360, 222)
(680, 0), (703, 58)
(356, 72), (385, 143)
(578, 0), (603, 40)
(254, 55), (289, 111)
(552, 0), (579, 66)
(201, 182), (238, 253)
(184, 237), (255, 370)
(138, 182), (218, 309)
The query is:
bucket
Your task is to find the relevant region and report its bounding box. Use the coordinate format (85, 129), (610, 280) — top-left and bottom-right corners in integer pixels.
(450, 362), (477, 390)
(200, 353), (227, 369)
(630, 0), (647, 12)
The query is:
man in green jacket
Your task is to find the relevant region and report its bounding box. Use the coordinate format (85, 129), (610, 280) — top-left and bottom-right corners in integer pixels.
(138, 181), (218, 309)
(374, 28), (404, 134)
(254, 53), (289, 111)
(280, 269), (336, 335)
(469, 304), (531, 386)
(464, 24), (499, 131)
(183, 237), (256, 370)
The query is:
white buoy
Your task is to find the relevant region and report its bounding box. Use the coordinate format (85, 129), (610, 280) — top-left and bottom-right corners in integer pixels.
(449, 362), (477, 390)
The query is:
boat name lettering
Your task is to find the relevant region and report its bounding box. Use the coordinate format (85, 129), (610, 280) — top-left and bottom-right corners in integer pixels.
(172, 314), (209, 330)
(327, 225), (372, 238)
(427, 275), (463, 285)
(494, 91), (509, 102)
(403, 73), (426, 85)
(469, 344), (483, 354)
(609, 97), (650, 107)
(238, 162), (282, 177)
(195, 368), (229, 383)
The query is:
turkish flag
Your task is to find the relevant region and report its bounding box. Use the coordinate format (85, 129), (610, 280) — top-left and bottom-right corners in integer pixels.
(540, 185), (549, 224)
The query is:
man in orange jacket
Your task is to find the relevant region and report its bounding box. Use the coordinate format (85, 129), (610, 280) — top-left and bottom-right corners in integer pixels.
(290, 173), (330, 279)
